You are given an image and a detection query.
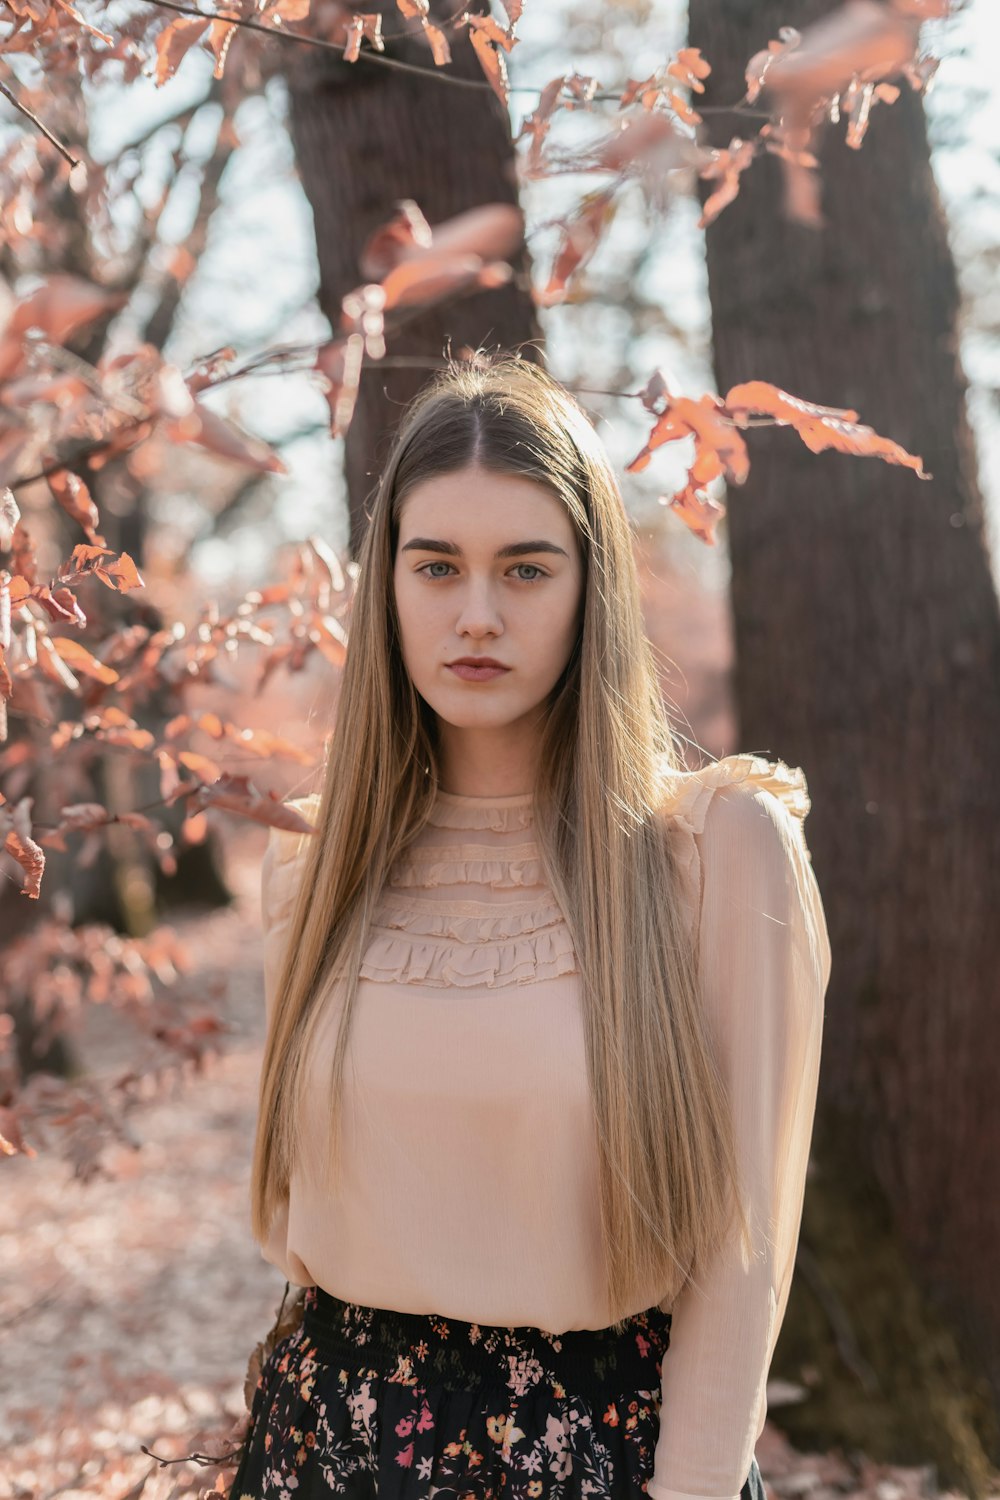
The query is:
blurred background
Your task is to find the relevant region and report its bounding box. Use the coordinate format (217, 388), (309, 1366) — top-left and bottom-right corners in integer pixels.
(2, 2), (1000, 1497)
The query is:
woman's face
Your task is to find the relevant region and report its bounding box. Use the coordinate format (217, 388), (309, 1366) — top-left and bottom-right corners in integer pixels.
(393, 464), (584, 740)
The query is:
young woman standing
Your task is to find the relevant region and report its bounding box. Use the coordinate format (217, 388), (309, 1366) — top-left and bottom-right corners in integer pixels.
(228, 355), (831, 1500)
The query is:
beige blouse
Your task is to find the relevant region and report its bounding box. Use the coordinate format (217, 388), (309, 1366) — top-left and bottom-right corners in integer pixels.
(255, 753), (832, 1500)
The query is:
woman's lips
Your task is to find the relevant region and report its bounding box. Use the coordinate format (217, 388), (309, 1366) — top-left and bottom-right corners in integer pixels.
(446, 663), (511, 682)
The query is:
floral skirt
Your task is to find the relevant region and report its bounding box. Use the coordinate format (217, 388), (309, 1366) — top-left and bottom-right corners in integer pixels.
(227, 1284), (765, 1500)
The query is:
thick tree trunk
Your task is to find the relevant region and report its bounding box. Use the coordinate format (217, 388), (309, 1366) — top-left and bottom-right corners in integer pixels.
(689, 0), (1000, 1434)
(283, 2), (543, 553)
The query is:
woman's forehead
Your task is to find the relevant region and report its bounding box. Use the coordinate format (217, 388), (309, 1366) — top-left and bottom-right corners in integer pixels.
(397, 469), (573, 541)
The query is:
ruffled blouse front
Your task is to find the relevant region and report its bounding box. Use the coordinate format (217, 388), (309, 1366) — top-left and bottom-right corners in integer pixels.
(359, 790), (579, 990)
(255, 755), (832, 1500)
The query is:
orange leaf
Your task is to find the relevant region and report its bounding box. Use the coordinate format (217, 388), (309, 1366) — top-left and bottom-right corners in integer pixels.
(664, 484), (727, 545)
(666, 46), (711, 94)
(465, 12), (516, 51)
(154, 15), (210, 86)
(422, 21), (450, 65)
(178, 750), (223, 782)
(163, 403), (287, 474)
(381, 253), (501, 311)
(467, 18), (510, 105)
(539, 188), (616, 306)
(724, 380), (931, 476)
(360, 200), (433, 281)
(51, 637), (119, 684)
(698, 137), (757, 228)
(344, 12), (384, 62)
(192, 772), (319, 832)
(0, 1106), (36, 1157)
(761, 0), (919, 104)
(48, 470), (104, 546)
(97, 551), (144, 592)
(3, 807), (45, 898)
(208, 17), (238, 77)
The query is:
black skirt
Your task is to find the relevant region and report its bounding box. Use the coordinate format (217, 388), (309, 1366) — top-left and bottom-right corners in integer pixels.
(227, 1284), (766, 1500)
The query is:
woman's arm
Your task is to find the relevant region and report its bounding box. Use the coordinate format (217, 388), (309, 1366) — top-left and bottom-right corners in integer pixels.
(648, 774), (831, 1500)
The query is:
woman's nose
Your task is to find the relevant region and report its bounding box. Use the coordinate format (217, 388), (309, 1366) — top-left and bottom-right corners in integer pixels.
(454, 579), (504, 637)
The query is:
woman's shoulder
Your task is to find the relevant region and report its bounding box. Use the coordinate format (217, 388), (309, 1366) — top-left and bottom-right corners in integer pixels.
(654, 751), (812, 838)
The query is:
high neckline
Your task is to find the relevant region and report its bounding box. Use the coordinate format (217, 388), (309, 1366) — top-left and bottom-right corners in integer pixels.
(434, 787), (535, 806)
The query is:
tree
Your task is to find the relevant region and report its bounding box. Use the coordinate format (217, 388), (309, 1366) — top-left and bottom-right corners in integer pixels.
(284, 2), (544, 550)
(688, 0), (1000, 1477)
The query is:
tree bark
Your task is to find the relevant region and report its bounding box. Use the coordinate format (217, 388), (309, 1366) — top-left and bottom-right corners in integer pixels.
(688, 0), (1000, 1425)
(283, 2), (543, 553)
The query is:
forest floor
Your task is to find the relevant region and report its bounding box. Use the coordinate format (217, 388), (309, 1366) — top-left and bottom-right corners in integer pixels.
(0, 532), (986, 1500)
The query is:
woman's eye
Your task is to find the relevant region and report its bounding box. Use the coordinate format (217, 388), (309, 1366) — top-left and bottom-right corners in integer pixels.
(511, 564), (545, 582)
(420, 562), (454, 579)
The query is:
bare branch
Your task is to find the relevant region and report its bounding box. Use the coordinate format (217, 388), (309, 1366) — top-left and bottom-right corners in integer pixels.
(0, 78), (81, 167)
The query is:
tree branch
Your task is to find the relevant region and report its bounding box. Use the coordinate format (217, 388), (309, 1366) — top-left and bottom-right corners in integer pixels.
(0, 78), (80, 167)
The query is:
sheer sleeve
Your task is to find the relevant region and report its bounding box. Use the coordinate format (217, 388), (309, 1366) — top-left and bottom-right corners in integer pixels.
(259, 792), (321, 1027)
(648, 761), (831, 1500)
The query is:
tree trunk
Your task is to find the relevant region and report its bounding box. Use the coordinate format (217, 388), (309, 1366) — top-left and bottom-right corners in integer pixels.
(688, 0), (1000, 1447)
(283, 2), (543, 553)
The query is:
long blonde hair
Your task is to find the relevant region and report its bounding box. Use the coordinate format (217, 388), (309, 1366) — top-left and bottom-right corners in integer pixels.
(250, 353), (750, 1326)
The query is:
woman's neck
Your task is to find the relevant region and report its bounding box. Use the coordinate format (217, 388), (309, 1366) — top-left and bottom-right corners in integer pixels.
(435, 720), (541, 798)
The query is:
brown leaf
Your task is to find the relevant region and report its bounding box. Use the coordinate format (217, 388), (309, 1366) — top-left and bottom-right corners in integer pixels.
(539, 188), (616, 306)
(163, 403), (287, 474)
(0, 1105), (36, 1157)
(343, 11), (384, 62)
(194, 773), (320, 832)
(154, 15), (210, 86)
(208, 16), (238, 77)
(663, 483), (727, 545)
(517, 74), (568, 172)
(315, 335), (365, 438)
(593, 112), (687, 172)
(48, 470), (104, 547)
(51, 637), (119, 684)
(724, 379), (931, 476)
(177, 750), (223, 782)
(698, 136), (757, 228)
(745, 30), (801, 105)
(381, 253), (507, 311)
(761, 0), (919, 104)
(37, 634), (81, 691)
(360, 200), (433, 281)
(0, 276), (125, 381)
(666, 46), (710, 93)
(2, 799), (45, 898)
(467, 17), (510, 105)
(94, 552), (143, 592)
(422, 21), (451, 65)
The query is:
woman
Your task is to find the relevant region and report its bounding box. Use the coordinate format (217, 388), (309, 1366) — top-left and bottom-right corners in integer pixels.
(228, 354), (831, 1500)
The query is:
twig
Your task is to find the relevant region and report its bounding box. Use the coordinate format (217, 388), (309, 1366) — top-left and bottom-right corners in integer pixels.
(0, 1273), (71, 1328)
(0, 78), (80, 167)
(141, 0), (493, 89)
(795, 1243), (881, 1394)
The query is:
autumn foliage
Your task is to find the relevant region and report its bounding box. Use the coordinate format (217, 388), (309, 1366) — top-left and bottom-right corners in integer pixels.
(0, 0), (943, 1246)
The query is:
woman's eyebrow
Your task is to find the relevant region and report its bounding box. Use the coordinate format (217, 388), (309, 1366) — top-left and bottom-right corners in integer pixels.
(399, 538), (570, 559)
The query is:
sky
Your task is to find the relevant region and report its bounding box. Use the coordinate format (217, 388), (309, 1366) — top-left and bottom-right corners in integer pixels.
(77, 0), (1000, 590)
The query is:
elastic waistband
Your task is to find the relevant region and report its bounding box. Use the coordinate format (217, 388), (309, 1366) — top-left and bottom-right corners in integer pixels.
(301, 1286), (671, 1395)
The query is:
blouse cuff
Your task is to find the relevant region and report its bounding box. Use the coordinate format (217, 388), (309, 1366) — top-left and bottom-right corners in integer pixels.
(647, 1484), (741, 1500)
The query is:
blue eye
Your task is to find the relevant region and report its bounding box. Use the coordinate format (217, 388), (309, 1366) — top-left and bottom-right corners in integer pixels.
(512, 564), (544, 581)
(419, 562), (454, 579)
